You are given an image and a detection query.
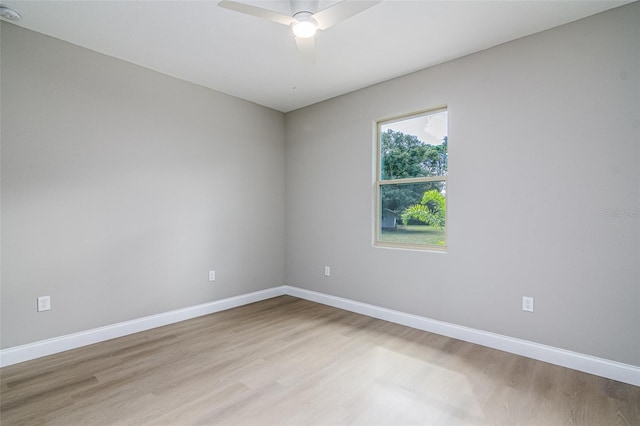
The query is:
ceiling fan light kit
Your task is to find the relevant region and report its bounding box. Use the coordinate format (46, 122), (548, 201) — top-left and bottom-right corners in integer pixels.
(291, 13), (317, 39)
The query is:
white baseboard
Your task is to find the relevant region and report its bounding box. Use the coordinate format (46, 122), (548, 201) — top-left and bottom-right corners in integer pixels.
(2, 285), (639, 387)
(0, 286), (286, 368)
(284, 286), (640, 387)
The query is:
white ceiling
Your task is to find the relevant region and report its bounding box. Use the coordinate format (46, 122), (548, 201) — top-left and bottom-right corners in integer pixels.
(2, 0), (633, 112)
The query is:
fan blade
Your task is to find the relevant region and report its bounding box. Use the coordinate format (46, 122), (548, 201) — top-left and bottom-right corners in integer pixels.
(295, 36), (316, 65)
(311, 0), (381, 30)
(218, 1), (296, 26)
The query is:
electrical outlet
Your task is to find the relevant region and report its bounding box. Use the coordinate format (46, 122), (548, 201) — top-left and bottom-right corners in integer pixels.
(37, 296), (51, 312)
(522, 296), (534, 313)
(324, 266), (331, 277)
(209, 270), (216, 282)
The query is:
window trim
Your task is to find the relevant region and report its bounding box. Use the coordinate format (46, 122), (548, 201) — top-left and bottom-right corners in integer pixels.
(374, 107), (448, 251)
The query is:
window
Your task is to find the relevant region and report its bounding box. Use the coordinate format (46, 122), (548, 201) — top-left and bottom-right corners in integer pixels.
(375, 108), (448, 250)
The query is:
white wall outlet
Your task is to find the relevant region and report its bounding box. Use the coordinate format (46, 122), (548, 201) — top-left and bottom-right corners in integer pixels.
(522, 296), (534, 312)
(37, 296), (51, 312)
(324, 266), (331, 277)
(208, 270), (216, 282)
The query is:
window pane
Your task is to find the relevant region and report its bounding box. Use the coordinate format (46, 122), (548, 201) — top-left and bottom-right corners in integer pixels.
(380, 181), (446, 247)
(380, 110), (448, 180)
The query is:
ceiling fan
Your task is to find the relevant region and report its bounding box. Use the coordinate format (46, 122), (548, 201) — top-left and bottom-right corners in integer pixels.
(218, 0), (381, 63)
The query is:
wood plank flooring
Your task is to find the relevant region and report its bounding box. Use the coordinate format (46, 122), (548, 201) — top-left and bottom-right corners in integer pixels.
(1, 295), (639, 425)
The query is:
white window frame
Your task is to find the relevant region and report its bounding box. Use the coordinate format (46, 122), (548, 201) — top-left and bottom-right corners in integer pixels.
(374, 107), (448, 251)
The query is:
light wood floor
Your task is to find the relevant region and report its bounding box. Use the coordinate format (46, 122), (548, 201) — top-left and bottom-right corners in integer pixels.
(1, 296), (639, 425)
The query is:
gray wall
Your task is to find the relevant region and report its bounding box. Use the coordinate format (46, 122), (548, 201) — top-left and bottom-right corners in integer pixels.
(1, 23), (286, 348)
(285, 3), (640, 366)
